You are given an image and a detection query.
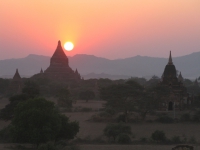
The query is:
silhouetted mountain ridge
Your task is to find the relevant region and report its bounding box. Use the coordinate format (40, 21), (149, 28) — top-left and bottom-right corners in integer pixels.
(0, 52), (200, 79)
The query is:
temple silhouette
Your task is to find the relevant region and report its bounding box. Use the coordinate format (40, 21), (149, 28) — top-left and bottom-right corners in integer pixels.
(160, 51), (189, 110)
(33, 40), (81, 82)
(7, 69), (22, 94)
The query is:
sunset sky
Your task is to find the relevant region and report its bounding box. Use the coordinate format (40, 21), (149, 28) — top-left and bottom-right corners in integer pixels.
(0, 0), (200, 60)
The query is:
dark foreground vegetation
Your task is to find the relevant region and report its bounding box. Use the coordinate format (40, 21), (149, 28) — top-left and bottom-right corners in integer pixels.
(0, 76), (200, 149)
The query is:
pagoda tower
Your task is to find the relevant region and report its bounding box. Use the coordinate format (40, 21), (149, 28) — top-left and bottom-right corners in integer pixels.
(160, 51), (188, 110)
(7, 69), (23, 94)
(43, 40), (81, 81)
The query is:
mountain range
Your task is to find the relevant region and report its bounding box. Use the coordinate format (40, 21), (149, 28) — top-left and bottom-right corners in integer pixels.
(0, 52), (200, 79)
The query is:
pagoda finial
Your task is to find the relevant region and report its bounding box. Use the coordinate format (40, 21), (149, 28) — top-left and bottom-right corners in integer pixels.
(57, 40), (62, 48)
(178, 71), (183, 82)
(168, 51), (173, 65)
(40, 68), (43, 73)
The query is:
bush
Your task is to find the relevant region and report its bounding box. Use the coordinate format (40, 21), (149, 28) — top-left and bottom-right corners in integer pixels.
(105, 108), (116, 115)
(151, 130), (166, 142)
(180, 113), (191, 122)
(171, 136), (181, 144)
(188, 136), (197, 144)
(104, 123), (131, 142)
(117, 133), (131, 144)
(116, 114), (126, 122)
(139, 137), (148, 143)
(156, 115), (174, 123)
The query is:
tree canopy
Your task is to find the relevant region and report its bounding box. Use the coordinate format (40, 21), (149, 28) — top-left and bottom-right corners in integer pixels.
(11, 97), (79, 147)
(100, 80), (143, 122)
(0, 80), (40, 120)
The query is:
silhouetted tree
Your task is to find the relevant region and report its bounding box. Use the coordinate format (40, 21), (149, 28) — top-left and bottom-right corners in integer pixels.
(11, 98), (79, 147)
(22, 80), (40, 98)
(57, 88), (72, 107)
(100, 80), (143, 122)
(0, 80), (40, 120)
(104, 123), (131, 142)
(79, 90), (95, 102)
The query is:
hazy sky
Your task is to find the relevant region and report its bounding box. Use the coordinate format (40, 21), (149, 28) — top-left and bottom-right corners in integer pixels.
(0, 0), (200, 60)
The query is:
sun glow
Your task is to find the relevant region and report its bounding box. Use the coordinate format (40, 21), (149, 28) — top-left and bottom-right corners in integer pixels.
(64, 42), (74, 51)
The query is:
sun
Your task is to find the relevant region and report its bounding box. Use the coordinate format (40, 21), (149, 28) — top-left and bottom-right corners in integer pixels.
(64, 42), (74, 51)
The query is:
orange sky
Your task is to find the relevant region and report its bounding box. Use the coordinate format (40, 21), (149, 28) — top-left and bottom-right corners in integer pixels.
(0, 0), (200, 60)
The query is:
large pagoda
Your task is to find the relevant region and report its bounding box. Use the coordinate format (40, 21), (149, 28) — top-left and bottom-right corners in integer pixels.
(43, 40), (81, 81)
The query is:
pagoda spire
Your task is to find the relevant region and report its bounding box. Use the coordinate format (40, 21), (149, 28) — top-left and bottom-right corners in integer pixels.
(178, 72), (183, 82)
(40, 68), (43, 73)
(57, 40), (62, 49)
(168, 51), (173, 65)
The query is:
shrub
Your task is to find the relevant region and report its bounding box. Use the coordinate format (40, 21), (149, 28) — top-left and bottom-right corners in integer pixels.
(188, 136), (197, 144)
(116, 114), (126, 122)
(182, 134), (187, 143)
(151, 130), (166, 142)
(139, 137), (148, 143)
(171, 136), (181, 144)
(105, 108), (116, 115)
(117, 133), (131, 144)
(104, 123), (131, 142)
(156, 115), (174, 123)
(99, 112), (112, 118)
(180, 113), (191, 122)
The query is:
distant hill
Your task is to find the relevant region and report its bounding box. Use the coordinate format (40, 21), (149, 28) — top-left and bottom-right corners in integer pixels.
(0, 52), (200, 79)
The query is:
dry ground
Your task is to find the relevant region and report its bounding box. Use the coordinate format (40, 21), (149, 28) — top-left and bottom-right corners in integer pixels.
(0, 98), (199, 150)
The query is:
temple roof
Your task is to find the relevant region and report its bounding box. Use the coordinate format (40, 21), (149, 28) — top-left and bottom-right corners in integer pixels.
(50, 40), (69, 66)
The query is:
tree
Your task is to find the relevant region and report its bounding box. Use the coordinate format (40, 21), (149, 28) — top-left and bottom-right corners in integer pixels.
(57, 88), (72, 108)
(103, 123), (131, 142)
(0, 94), (29, 120)
(100, 80), (143, 122)
(0, 78), (10, 95)
(55, 114), (79, 142)
(22, 80), (40, 98)
(79, 90), (95, 102)
(0, 81), (40, 120)
(136, 88), (158, 121)
(11, 98), (79, 147)
(151, 130), (166, 142)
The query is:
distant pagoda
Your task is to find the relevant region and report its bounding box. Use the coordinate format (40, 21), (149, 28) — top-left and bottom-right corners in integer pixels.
(42, 40), (81, 82)
(7, 69), (23, 94)
(160, 51), (189, 110)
